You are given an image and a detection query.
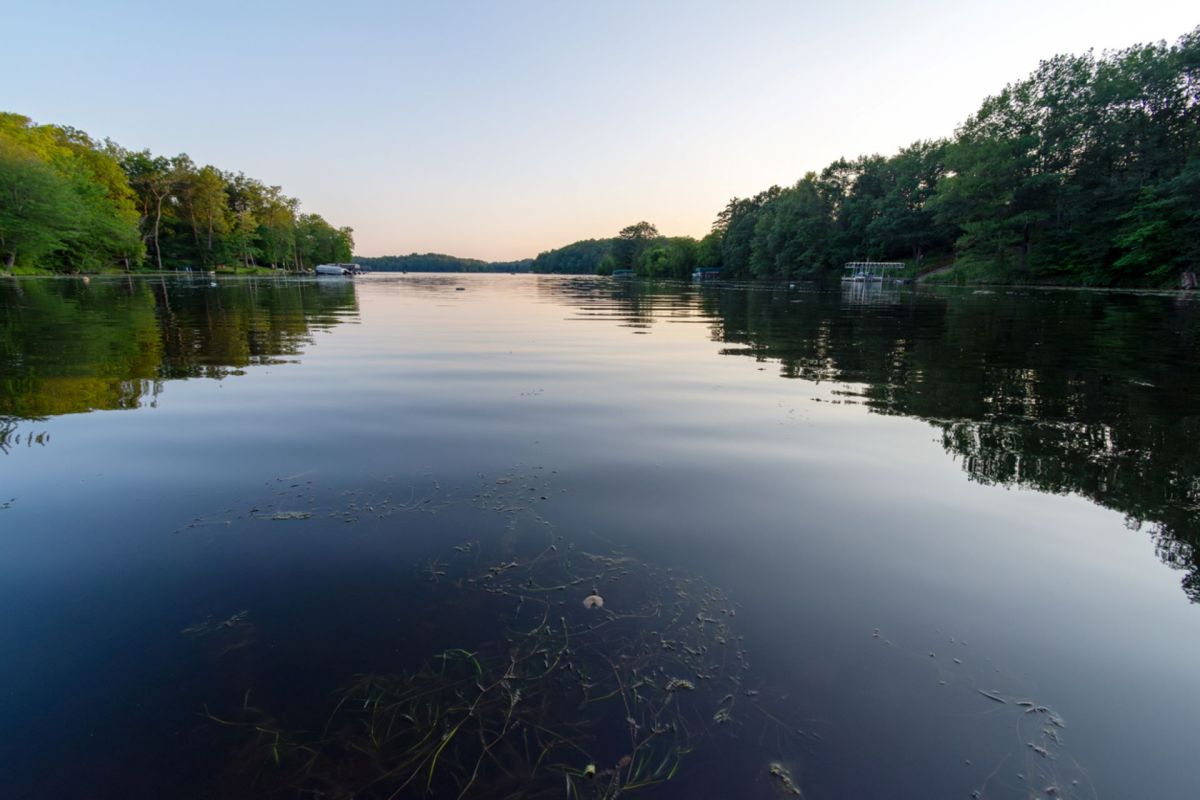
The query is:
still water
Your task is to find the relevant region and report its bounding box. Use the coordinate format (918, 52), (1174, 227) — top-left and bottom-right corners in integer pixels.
(1, 274), (1197, 799)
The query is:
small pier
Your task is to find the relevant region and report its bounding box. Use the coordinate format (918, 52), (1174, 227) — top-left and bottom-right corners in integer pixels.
(842, 261), (905, 282)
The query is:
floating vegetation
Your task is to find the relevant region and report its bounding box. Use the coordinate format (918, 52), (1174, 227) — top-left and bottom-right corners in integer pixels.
(182, 610), (256, 657)
(182, 610), (250, 636)
(269, 510), (312, 521)
(767, 761), (803, 796)
(873, 628), (1094, 800)
(173, 467), (543, 535)
(202, 536), (803, 798)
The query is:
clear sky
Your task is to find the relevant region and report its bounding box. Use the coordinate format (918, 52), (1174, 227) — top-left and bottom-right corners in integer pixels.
(5, 1), (1195, 260)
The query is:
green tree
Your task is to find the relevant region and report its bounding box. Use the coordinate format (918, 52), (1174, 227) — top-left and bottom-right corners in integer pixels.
(0, 114), (142, 272)
(121, 149), (176, 271)
(613, 221), (660, 270)
(0, 140), (80, 269)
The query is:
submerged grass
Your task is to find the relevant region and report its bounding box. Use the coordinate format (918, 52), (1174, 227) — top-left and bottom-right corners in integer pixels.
(201, 535), (799, 798)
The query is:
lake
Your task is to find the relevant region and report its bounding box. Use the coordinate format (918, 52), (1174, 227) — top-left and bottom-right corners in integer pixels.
(1, 273), (1197, 799)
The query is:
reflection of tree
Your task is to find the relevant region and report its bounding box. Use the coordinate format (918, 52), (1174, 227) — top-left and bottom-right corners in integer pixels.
(543, 278), (1200, 602)
(719, 286), (1200, 601)
(152, 278), (357, 379)
(538, 276), (717, 330)
(0, 417), (18, 453)
(0, 277), (358, 420)
(939, 417), (1200, 600)
(0, 279), (163, 418)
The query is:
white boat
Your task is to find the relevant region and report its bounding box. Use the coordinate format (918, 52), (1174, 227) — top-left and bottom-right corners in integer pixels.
(315, 263), (361, 276)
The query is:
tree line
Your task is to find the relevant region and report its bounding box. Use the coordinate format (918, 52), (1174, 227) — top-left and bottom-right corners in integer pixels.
(530, 222), (719, 279)
(0, 112), (353, 273)
(5, 26), (1195, 284)
(534, 27), (1199, 286)
(356, 253), (533, 273)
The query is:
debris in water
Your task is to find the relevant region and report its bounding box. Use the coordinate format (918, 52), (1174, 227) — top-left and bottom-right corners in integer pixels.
(582, 593), (604, 609)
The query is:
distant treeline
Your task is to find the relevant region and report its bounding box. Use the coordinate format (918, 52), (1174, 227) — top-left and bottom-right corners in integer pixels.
(534, 27), (1200, 286)
(5, 26), (1196, 285)
(530, 223), (718, 278)
(0, 112), (353, 274)
(355, 253), (533, 272)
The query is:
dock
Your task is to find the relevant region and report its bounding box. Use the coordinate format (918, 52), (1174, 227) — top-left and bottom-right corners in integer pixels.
(842, 261), (905, 282)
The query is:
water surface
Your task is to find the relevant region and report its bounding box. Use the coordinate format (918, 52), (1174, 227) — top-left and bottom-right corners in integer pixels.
(1, 274), (1197, 798)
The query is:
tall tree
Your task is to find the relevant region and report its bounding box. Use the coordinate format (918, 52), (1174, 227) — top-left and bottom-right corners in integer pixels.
(121, 150), (175, 271)
(613, 221), (660, 270)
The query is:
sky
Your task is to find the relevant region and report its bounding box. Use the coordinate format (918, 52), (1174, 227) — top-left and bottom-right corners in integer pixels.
(5, 1), (1196, 261)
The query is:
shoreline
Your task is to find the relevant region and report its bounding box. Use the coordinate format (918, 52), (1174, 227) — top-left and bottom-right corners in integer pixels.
(4, 268), (1196, 297)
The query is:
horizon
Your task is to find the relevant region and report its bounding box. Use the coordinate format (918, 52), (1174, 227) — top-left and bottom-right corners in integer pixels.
(7, 0), (1196, 261)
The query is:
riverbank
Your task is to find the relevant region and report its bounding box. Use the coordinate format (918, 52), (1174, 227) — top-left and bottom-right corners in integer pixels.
(2, 265), (303, 279)
(918, 261), (1195, 291)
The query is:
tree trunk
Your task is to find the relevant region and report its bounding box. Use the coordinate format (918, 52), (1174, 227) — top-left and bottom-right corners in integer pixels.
(3, 251), (15, 270)
(189, 208), (201, 249)
(153, 193), (165, 271)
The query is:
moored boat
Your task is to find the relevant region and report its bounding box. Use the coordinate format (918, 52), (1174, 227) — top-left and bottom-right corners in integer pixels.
(315, 263), (362, 276)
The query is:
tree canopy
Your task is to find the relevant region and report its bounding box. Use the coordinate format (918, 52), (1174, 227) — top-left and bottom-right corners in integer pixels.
(705, 26), (1200, 286)
(1, 113), (352, 273)
(5, 25), (1196, 286)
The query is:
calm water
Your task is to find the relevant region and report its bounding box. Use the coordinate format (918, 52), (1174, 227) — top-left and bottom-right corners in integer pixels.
(1, 274), (1197, 799)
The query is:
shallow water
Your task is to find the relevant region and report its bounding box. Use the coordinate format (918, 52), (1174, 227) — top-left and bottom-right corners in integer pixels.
(1, 274), (1197, 798)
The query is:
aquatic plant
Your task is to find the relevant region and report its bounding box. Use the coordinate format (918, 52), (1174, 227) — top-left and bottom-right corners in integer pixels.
(204, 537), (788, 798)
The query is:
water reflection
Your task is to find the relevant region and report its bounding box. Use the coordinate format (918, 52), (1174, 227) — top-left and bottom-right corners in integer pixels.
(2, 276), (1197, 603)
(2, 274), (1198, 798)
(839, 279), (905, 306)
(0, 276), (359, 422)
(543, 279), (1200, 602)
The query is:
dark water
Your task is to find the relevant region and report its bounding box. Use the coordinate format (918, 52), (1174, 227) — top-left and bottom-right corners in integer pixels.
(1, 274), (1197, 799)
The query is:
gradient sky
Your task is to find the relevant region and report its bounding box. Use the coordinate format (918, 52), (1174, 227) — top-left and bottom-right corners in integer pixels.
(6, 1), (1195, 260)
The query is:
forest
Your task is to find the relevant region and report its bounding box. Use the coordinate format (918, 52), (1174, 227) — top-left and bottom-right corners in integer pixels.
(0, 112), (353, 274)
(3, 26), (1196, 285)
(534, 27), (1199, 287)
